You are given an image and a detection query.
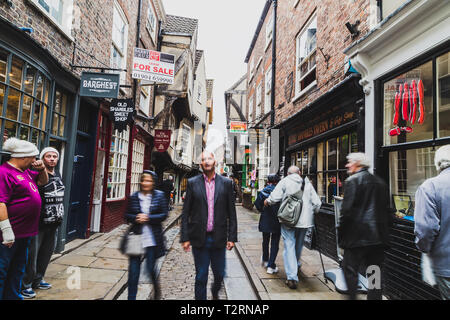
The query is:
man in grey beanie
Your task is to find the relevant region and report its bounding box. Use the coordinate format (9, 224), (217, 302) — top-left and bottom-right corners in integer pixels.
(414, 145), (450, 300)
(22, 147), (64, 299)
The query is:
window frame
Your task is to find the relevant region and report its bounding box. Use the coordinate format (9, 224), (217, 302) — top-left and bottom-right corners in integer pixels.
(295, 14), (317, 97)
(146, 1), (158, 44)
(130, 139), (146, 194)
(264, 65), (272, 114)
(107, 126), (130, 201)
(28, 0), (74, 41)
(111, 0), (129, 87)
(265, 13), (274, 50)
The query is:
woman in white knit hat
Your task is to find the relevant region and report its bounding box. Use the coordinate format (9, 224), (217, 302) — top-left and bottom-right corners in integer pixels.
(0, 138), (48, 300)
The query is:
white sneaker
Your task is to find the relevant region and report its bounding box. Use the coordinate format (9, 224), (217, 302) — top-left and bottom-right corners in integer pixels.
(267, 267), (279, 274)
(260, 256), (268, 267)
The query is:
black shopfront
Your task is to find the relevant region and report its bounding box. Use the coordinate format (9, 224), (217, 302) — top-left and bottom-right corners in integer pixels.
(373, 41), (450, 300)
(279, 74), (364, 260)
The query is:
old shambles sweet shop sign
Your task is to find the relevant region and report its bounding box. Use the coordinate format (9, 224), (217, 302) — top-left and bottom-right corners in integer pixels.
(109, 99), (135, 132)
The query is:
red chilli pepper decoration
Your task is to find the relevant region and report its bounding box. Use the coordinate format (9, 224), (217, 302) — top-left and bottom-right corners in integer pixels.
(411, 80), (417, 124)
(408, 83), (413, 123)
(402, 82), (409, 121)
(393, 85), (401, 125)
(418, 79), (425, 124)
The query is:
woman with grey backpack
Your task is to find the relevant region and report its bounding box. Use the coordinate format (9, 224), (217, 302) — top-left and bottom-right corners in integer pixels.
(264, 166), (321, 290)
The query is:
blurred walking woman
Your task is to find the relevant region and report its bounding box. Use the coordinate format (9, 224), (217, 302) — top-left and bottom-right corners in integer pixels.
(0, 138), (48, 300)
(124, 170), (168, 300)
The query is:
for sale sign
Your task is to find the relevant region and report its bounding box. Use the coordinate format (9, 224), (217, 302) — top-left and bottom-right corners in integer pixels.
(154, 130), (172, 152)
(230, 121), (248, 133)
(132, 48), (175, 84)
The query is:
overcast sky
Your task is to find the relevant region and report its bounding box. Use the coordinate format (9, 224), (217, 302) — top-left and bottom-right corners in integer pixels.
(162, 0), (265, 152)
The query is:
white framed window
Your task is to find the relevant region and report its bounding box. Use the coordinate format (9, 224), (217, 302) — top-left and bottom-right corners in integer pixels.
(131, 139), (146, 194)
(180, 123), (192, 164)
(146, 1), (157, 44)
(296, 14), (317, 95)
(265, 13), (274, 49)
(107, 126), (130, 200)
(111, 1), (129, 86)
(265, 65), (272, 114)
(248, 95), (254, 123)
(197, 83), (202, 102)
(29, 0), (73, 40)
(139, 87), (150, 115)
(256, 83), (262, 107)
(293, 0), (300, 8)
(249, 57), (255, 80)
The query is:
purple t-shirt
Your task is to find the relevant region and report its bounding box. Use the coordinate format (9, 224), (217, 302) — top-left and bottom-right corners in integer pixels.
(0, 162), (42, 241)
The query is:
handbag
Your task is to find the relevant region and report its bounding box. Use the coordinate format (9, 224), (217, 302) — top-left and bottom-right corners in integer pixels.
(119, 227), (145, 256)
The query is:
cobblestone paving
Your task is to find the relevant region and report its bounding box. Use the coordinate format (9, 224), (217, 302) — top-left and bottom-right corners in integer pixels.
(158, 228), (227, 300)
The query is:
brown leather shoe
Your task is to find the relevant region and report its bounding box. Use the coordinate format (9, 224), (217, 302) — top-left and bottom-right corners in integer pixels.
(286, 280), (298, 290)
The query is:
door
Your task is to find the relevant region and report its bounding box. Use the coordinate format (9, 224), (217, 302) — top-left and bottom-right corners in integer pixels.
(67, 134), (92, 241)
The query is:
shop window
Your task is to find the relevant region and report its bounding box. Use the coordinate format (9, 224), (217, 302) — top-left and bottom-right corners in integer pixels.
(10, 57), (24, 90)
(0, 85), (4, 117)
(0, 50), (7, 83)
(131, 139), (146, 194)
(296, 14), (317, 95)
(107, 126), (130, 200)
(295, 132), (356, 204)
(437, 51), (450, 138)
(389, 147), (437, 220)
(383, 60), (433, 146)
(51, 89), (68, 137)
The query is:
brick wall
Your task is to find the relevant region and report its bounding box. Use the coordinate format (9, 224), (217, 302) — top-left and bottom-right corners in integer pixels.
(274, 0), (371, 126)
(246, 5), (273, 124)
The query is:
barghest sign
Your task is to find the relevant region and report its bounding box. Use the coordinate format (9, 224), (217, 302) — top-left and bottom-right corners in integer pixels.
(80, 72), (120, 98)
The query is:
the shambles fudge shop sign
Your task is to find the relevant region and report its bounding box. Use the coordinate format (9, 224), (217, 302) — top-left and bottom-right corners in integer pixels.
(109, 99), (135, 132)
(80, 72), (120, 98)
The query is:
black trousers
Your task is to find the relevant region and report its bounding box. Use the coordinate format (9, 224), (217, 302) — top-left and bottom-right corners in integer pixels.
(342, 245), (385, 300)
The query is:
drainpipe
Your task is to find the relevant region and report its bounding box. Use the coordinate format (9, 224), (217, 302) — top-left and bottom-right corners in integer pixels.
(270, 0), (277, 127)
(152, 19), (162, 118)
(133, 0), (143, 105)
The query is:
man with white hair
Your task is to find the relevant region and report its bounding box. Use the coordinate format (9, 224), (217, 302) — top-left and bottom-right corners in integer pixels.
(338, 153), (392, 300)
(264, 165), (321, 290)
(22, 147), (64, 298)
(414, 145), (450, 300)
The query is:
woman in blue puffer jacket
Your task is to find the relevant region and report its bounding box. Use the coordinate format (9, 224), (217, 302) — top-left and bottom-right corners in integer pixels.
(254, 174), (281, 274)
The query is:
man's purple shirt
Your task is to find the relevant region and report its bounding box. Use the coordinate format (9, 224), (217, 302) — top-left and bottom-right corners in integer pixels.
(204, 173), (215, 232)
(0, 162), (42, 241)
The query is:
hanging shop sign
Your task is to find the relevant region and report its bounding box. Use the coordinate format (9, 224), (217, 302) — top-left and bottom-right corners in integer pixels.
(109, 99), (135, 132)
(288, 104), (358, 146)
(80, 72), (120, 98)
(132, 48), (175, 84)
(230, 121), (248, 133)
(154, 130), (172, 152)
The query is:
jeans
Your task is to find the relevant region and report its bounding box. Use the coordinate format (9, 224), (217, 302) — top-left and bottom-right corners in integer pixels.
(435, 275), (450, 300)
(128, 246), (158, 300)
(342, 245), (385, 300)
(23, 224), (58, 289)
(0, 237), (31, 300)
(192, 235), (226, 300)
(280, 225), (308, 282)
(262, 232), (281, 269)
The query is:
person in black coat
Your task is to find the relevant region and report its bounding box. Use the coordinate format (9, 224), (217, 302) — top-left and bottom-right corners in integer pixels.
(124, 170), (168, 300)
(180, 151), (238, 300)
(254, 174), (281, 274)
(338, 153), (393, 300)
